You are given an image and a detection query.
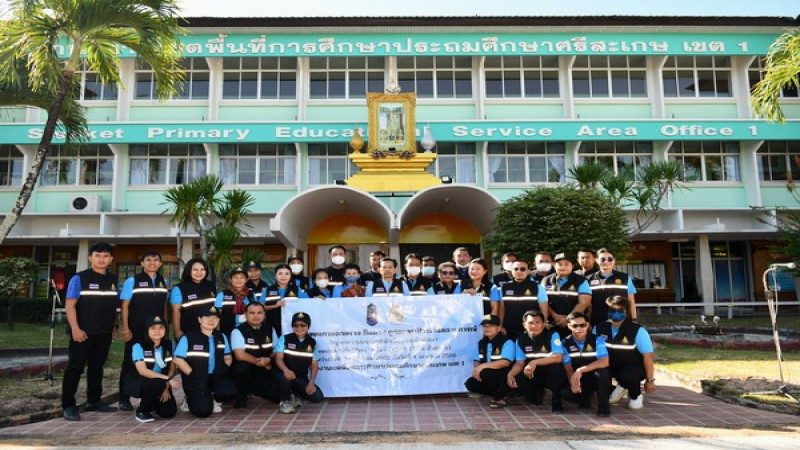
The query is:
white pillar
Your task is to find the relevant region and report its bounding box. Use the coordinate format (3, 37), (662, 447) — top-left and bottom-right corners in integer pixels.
(696, 234), (715, 315)
(181, 237), (194, 264)
(76, 239), (90, 272)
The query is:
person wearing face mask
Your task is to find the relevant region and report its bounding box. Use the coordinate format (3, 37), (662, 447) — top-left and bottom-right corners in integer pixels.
(324, 245), (348, 288)
(306, 268), (340, 299)
(491, 252), (518, 288)
(541, 253), (592, 338)
(421, 256), (439, 285)
(401, 253), (431, 295)
(594, 295), (655, 411)
(533, 251), (555, 284)
(334, 264), (365, 297)
(585, 248), (638, 327)
(489, 259), (549, 339)
(287, 256), (311, 291)
(452, 247), (472, 280)
(366, 258), (410, 297)
(361, 250), (386, 285)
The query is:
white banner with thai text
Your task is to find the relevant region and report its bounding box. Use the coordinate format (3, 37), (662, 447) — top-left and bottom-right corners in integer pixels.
(282, 294), (483, 398)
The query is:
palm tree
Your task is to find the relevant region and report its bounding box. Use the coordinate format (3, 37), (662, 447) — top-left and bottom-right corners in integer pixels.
(751, 28), (800, 123)
(0, 0), (184, 243)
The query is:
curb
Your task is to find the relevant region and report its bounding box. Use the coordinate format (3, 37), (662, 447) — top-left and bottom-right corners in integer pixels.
(0, 392), (120, 428)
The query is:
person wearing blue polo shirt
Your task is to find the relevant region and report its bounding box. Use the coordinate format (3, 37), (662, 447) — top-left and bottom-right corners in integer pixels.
(124, 315), (178, 423)
(170, 258), (219, 341)
(585, 248), (638, 326)
(489, 259), (549, 339)
(560, 311), (611, 417)
(541, 253), (592, 338)
(594, 295), (656, 411)
(365, 258), (410, 297)
(464, 314), (515, 408)
(274, 312), (324, 414)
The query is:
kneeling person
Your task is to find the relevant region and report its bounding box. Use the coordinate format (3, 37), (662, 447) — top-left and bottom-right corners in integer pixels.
(231, 302), (279, 408)
(124, 316), (179, 423)
(507, 310), (566, 412)
(464, 314), (515, 408)
(560, 312), (611, 417)
(274, 312), (324, 414)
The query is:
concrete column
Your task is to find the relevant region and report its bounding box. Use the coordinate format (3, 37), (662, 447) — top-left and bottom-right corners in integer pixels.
(740, 140), (764, 207)
(648, 56), (668, 118)
(561, 56), (575, 118)
(181, 237), (194, 264)
(76, 239), (90, 272)
(696, 234), (715, 315)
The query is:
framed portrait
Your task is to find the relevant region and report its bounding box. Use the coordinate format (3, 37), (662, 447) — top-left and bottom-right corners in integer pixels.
(367, 92), (416, 153)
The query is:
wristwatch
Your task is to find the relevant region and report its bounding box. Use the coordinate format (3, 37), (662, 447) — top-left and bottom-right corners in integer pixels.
(645, 378), (655, 383)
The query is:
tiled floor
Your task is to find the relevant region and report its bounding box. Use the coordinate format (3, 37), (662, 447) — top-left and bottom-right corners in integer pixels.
(5, 378), (800, 435)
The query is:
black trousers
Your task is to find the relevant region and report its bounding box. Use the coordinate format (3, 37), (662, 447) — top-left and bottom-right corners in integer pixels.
(182, 373), (237, 418)
(118, 339), (136, 402)
(274, 371), (324, 403)
(611, 362), (646, 399)
(231, 361), (280, 403)
(464, 367), (510, 401)
(560, 367), (611, 411)
(514, 363), (565, 406)
(137, 377), (177, 418)
(61, 333), (113, 409)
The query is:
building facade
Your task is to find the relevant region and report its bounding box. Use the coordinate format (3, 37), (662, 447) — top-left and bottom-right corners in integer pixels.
(1, 16), (799, 308)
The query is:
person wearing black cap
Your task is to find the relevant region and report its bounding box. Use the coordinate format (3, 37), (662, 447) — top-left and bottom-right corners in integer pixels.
(173, 306), (237, 417)
(274, 312), (324, 414)
(541, 253), (592, 338)
(217, 266), (257, 336)
(230, 302), (278, 408)
(245, 260), (269, 303)
(124, 316), (178, 423)
(464, 314), (515, 408)
(170, 258), (218, 341)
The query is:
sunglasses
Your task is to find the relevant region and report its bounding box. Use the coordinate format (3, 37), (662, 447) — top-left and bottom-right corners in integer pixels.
(569, 323), (589, 329)
(440, 271), (456, 275)
(292, 323), (308, 328)
(599, 257), (614, 263)
(513, 267), (529, 271)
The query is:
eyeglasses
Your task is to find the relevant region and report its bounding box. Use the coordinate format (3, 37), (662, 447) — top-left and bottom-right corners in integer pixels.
(569, 323), (589, 329)
(599, 257), (614, 263)
(292, 323), (308, 328)
(440, 271), (456, 275)
(513, 267), (529, 272)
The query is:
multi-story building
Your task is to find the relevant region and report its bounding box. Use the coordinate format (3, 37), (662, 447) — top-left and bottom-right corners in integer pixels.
(1, 15), (799, 309)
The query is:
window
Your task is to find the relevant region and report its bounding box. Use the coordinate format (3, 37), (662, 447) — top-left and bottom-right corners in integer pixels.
(663, 56), (731, 98)
(129, 144), (206, 185)
(77, 62), (117, 101)
(669, 141), (740, 181)
(307, 143), (358, 185)
(573, 56), (647, 98)
(485, 56), (560, 98)
(222, 57), (297, 100)
(488, 142), (566, 183)
(579, 141), (653, 178)
(219, 143), (297, 185)
(425, 142), (476, 183)
(757, 141), (800, 181)
(309, 57), (384, 99)
(398, 56), (472, 99)
(748, 58), (799, 99)
(135, 58), (209, 100)
(672, 241), (699, 302)
(0, 145), (24, 186)
(616, 261), (667, 289)
(710, 241), (748, 302)
(41, 145), (113, 186)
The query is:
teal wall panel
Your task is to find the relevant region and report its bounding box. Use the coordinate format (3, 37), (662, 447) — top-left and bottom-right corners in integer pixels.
(671, 185), (747, 208)
(665, 103), (739, 119)
(484, 104), (564, 119)
(574, 103), (652, 119)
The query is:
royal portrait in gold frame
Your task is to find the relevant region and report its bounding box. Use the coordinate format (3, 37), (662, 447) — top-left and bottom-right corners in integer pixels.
(367, 92), (416, 154)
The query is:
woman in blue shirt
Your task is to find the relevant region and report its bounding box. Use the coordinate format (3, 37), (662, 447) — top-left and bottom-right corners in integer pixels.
(123, 316), (178, 423)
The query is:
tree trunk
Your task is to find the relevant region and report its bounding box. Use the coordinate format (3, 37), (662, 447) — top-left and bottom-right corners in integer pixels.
(6, 297), (14, 331)
(0, 71), (76, 244)
(176, 231), (184, 273)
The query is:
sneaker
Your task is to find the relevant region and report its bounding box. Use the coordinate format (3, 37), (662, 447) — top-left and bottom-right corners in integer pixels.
(135, 411), (155, 423)
(180, 399), (189, 413)
(628, 394), (644, 410)
(609, 385), (628, 404)
(63, 406), (81, 421)
(85, 401), (118, 413)
(290, 394), (303, 408)
(212, 401), (222, 413)
(279, 400), (296, 414)
(118, 399), (134, 411)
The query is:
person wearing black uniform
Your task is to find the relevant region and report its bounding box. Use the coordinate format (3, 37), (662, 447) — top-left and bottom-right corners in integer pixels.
(288, 255), (311, 291)
(460, 258), (493, 315)
(173, 306), (237, 418)
(464, 314), (515, 408)
(533, 251), (555, 284)
(366, 258), (410, 296)
(170, 258), (218, 341)
(421, 255), (439, 285)
(489, 259), (549, 339)
(306, 268), (339, 299)
(124, 315), (178, 423)
(491, 252), (518, 288)
(324, 244), (348, 288)
(360, 250), (385, 284)
(274, 312), (324, 414)
(118, 250), (170, 412)
(585, 248), (638, 327)
(576, 249), (600, 278)
(452, 247), (472, 281)
(507, 310), (566, 412)
(61, 242), (120, 421)
(541, 253), (592, 338)
(402, 253), (431, 295)
(217, 266), (257, 336)
(560, 312), (611, 417)
(230, 302), (278, 408)
(427, 261), (463, 295)
(264, 264), (307, 336)
(245, 260), (269, 303)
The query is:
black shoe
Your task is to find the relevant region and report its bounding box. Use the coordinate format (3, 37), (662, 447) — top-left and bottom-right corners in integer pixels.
(63, 406), (81, 421)
(551, 402), (564, 414)
(135, 411), (155, 423)
(578, 400), (592, 410)
(233, 397), (248, 409)
(118, 399), (134, 411)
(85, 401), (118, 413)
(531, 388), (544, 405)
(597, 408), (611, 417)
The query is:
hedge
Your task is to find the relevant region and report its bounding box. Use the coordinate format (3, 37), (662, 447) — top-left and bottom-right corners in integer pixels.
(0, 298), (56, 324)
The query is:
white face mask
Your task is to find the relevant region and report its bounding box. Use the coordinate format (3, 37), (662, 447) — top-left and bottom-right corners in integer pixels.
(331, 255), (346, 265)
(422, 266), (436, 277)
(315, 279), (330, 289)
(502, 262), (514, 272)
(456, 262), (469, 269)
(536, 263), (552, 273)
(406, 266), (421, 277)
(290, 263), (303, 275)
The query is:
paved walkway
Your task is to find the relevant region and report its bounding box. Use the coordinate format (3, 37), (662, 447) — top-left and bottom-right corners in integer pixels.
(3, 376), (799, 436)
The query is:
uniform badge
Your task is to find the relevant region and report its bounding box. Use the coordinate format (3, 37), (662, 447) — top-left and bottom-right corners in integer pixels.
(493, 347), (500, 355)
(392, 286), (400, 292)
(568, 286), (575, 291)
(264, 336), (271, 343)
(306, 345), (313, 352)
(111, 283), (116, 290)
(615, 279), (622, 284)
(482, 314), (492, 321)
(554, 338), (562, 346)
(540, 346), (547, 352)
(586, 344), (594, 351)
(154, 316), (161, 322)
(622, 336), (629, 344)
(524, 289), (532, 296)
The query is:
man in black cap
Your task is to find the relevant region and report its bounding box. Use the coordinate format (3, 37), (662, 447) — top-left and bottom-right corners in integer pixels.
(274, 312), (324, 414)
(541, 253), (592, 338)
(464, 314), (514, 408)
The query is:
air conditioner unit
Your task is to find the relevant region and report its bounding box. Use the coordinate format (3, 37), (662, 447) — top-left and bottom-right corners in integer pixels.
(69, 195), (102, 213)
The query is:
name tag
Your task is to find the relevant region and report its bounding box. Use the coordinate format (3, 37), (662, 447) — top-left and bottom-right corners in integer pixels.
(288, 343), (296, 350)
(546, 285), (554, 290)
(224, 295), (233, 300)
(192, 344), (204, 350)
(505, 290), (514, 295)
(525, 346), (533, 352)
(590, 280), (600, 286)
(89, 284), (100, 289)
(188, 294), (197, 300)
(144, 351), (153, 356)
(139, 282), (149, 287)
(246, 338), (255, 344)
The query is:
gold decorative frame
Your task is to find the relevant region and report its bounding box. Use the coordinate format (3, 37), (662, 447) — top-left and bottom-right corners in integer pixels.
(367, 92), (416, 154)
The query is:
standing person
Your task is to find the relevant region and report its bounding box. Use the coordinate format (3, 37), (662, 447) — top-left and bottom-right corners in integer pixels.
(173, 306), (237, 417)
(264, 264), (307, 336)
(366, 258), (410, 296)
(217, 266), (256, 336)
(274, 312), (324, 414)
(585, 248), (638, 326)
(452, 247), (472, 280)
(230, 302), (278, 408)
(421, 256), (439, 285)
(306, 268), (339, 299)
(118, 250), (169, 412)
(507, 310), (565, 413)
(61, 242), (120, 421)
(428, 262), (463, 295)
(560, 312), (611, 417)
(460, 258), (493, 315)
(170, 258), (218, 341)
(335, 263), (366, 297)
(402, 253), (432, 295)
(245, 260), (269, 303)
(576, 249), (600, 278)
(124, 315), (179, 423)
(595, 295), (656, 410)
(288, 255), (311, 291)
(532, 251), (555, 283)
(541, 253), (592, 338)
(464, 314), (514, 408)
(361, 250), (386, 284)
(489, 259), (549, 338)
(491, 252), (518, 288)
(324, 245), (348, 287)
